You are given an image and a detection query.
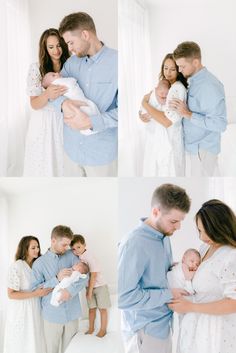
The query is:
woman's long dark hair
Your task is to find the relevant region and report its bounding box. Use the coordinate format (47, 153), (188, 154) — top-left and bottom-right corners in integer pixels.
(159, 53), (188, 89)
(39, 28), (70, 77)
(15, 236), (41, 264)
(195, 199), (236, 247)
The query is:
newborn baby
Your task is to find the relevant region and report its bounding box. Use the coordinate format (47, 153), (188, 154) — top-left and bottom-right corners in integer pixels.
(50, 261), (89, 307)
(167, 248), (201, 295)
(42, 72), (100, 135)
(140, 78), (171, 117)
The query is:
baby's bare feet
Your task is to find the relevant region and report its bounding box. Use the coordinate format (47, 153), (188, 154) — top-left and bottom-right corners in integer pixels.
(96, 329), (106, 338)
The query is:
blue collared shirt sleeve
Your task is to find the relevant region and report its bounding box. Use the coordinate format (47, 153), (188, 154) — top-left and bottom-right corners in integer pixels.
(118, 240), (173, 310)
(31, 259), (58, 290)
(189, 85), (227, 133)
(66, 275), (88, 297)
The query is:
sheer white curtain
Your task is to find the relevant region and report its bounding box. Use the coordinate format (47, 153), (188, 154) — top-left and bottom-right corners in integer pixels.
(119, 0), (152, 176)
(0, 194), (9, 351)
(208, 178), (236, 212)
(0, 0), (31, 176)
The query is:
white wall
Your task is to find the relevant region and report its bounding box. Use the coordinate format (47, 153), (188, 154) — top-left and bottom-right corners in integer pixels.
(118, 177), (236, 260)
(2, 178), (118, 292)
(147, 0), (236, 122)
(29, 0), (118, 62)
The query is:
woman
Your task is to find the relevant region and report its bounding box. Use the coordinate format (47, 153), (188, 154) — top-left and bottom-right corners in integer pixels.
(140, 53), (188, 177)
(24, 28), (70, 176)
(169, 200), (236, 353)
(3, 236), (51, 353)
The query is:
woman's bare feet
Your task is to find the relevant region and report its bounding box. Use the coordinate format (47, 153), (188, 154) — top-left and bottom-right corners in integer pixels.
(85, 329), (94, 335)
(96, 329), (106, 338)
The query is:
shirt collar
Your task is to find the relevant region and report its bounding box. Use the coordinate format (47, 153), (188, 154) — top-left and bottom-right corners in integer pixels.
(86, 42), (106, 63)
(189, 66), (207, 84)
(46, 248), (61, 259)
(140, 217), (165, 240)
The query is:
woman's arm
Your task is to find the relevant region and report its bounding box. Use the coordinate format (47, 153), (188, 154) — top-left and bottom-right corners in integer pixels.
(30, 85), (67, 110)
(141, 94), (172, 128)
(8, 286), (52, 300)
(169, 297), (236, 315)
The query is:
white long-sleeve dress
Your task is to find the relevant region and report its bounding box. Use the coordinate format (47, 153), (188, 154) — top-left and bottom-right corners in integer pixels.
(177, 245), (236, 353)
(142, 81), (186, 177)
(23, 63), (63, 176)
(3, 260), (46, 353)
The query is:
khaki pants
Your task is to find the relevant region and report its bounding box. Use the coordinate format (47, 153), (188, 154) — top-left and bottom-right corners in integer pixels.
(124, 330), (172, 353)
(189, 150), (219, 176)
(63, 152), (118, 177)
(44, 319), (78, 353)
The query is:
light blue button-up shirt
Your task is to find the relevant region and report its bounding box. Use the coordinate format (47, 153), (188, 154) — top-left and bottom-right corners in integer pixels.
(118, 219), (173, 340)
(52, 45), (118, 166)
(183, 67), (227, 154)
(31, 249), (87, 324)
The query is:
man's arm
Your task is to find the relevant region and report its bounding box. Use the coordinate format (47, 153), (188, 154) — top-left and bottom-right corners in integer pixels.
(31, 260), (58, 290)
(65, 276), (88, 298)
(118, 241), (173, 311)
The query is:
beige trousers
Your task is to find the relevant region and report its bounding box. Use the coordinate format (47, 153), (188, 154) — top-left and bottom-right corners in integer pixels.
(44, 319), (78, 353)
(124, 330), (172, 353)
(189, 149), (219, 176)
(63, 152), (118, 177)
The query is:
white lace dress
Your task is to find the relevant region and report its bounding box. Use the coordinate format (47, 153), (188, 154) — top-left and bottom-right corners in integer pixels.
(23, 62), (63, 176)
(177, 245), (236, 353)
(3, 260), (46, 353)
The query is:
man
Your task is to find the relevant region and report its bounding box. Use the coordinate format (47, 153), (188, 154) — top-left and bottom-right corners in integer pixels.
(169, 41), (227, 176)
(53, 12), (118, 177)
(31, 225), (87, 353)
(118, 183), (191, 353)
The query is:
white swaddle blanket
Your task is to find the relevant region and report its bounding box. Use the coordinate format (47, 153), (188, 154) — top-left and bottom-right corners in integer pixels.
(142, 89), (175, 176)
(54, 77), (100, 136)
(50, 271), (87, 307)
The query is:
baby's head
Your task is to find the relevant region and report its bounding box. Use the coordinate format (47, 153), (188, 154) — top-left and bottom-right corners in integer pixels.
(72, 261), (89, 274)
(156, 79), (171, 105)
(70, 234), (86, 257)
(42, 72), (61, 89)
(182, 248), (201, 271)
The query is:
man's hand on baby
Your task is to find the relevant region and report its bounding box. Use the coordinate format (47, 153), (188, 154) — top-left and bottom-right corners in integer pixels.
(62, 99), (92, 130)
(171, 288), (190, 299)
(58, 289), (71, 303)
(168, 98), (192, 118)
(45, 84), (67, 100)
(57, 268), (72, 282)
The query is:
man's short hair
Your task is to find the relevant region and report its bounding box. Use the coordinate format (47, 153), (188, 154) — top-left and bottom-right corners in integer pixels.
(59, 12), (96, 36)
(173, 41), (201, 60)
(151, 184), (191, 213)
(51, 225), (73, 240)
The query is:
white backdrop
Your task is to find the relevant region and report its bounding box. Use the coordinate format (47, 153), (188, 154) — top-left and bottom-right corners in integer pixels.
(29, 0), (118, 61)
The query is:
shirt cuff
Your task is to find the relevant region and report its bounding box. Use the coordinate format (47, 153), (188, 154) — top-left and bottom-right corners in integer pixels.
(89, 114), (105, 132)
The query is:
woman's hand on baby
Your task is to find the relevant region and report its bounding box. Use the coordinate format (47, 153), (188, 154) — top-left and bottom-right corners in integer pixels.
(45, 84), (67, 100)
(34, 286), (52, 297)
(139, 111), (151, 123)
